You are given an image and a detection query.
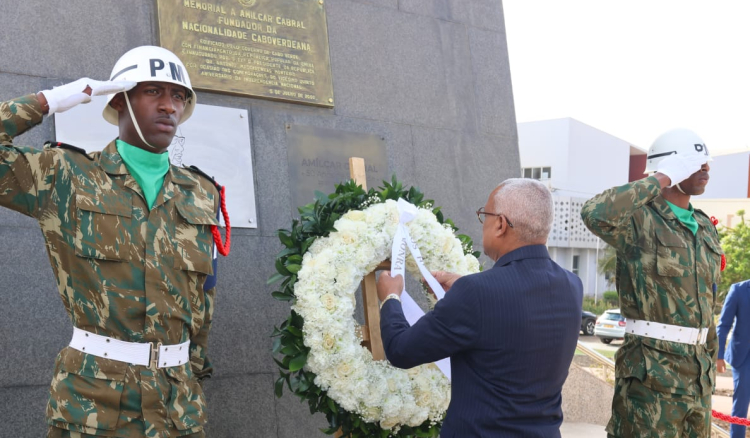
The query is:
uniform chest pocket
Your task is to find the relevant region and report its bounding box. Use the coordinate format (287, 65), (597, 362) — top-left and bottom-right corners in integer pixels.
(174, 201), (218, 275)
(655, 232), (690, 277)
(701, 234), (723, 283)
(75, 191), (132, 261)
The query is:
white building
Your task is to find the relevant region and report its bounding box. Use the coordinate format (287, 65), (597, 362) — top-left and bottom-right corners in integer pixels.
(518, 118), (644, 299)
(691, 149), (750, 228)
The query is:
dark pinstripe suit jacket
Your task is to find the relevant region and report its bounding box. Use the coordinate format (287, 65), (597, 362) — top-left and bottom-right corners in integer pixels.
(381, 244), (583, 437)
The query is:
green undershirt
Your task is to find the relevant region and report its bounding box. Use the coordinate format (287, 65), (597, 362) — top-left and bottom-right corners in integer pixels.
(116, 139), (169, 209)
(665, 200), (698, 235)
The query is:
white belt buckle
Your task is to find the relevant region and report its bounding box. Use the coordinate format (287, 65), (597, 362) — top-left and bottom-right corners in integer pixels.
(700, 328), (709, 345)
(149, 342), (162, 370)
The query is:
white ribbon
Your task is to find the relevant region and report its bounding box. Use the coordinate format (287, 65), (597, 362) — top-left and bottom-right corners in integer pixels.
(390, 198), (451, 380)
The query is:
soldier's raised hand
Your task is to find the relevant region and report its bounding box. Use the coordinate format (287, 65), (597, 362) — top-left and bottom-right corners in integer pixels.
(656, 153), (707, 187)
(40, 78), (136, 115)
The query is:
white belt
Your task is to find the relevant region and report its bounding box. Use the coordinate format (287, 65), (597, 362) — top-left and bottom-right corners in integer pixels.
(625, 319), (709, 345)
(69, 327), (190, 369)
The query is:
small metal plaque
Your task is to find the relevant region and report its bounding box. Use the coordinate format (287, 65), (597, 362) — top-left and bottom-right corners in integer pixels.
(286, 125), (388, 214)
(157, 0), (334, 107)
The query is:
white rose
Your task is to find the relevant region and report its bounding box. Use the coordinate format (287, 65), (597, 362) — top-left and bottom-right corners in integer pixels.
(320, 293), (336, 311)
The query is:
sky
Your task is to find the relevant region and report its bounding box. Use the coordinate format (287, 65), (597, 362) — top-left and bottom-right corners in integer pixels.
(503, 1), (750, 154)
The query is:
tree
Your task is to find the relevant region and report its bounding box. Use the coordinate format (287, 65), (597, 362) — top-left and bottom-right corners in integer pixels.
(718, 210), (750, 304)
(597, 244), (617, 281)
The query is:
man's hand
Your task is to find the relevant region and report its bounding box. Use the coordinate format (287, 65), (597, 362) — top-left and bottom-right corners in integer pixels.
(424, 271), (462, 296)
(377, 272), (403, 301)
(655, 153), (707, 187)
(40, 78), (136, 115)
(717, 358), (726, 374)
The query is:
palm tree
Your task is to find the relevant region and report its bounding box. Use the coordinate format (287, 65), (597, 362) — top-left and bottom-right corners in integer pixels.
(597, 244), (616, 283)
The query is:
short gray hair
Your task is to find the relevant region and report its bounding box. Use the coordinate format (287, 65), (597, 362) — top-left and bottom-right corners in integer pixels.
(493, 178), (553, 243)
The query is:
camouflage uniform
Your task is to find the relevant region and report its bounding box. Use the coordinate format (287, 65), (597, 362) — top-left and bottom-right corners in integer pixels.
(581, 176), (723, 438)
(0, 95), (219, 437)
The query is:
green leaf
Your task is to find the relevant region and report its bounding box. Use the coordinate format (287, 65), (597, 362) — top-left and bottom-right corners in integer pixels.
(276, 247), (299, 258)
(275, 376), (285, 397)
(272, 336), (282, 353)
(280, 345), (300, 356)
(289, 353), (308, 371)
(275, 258), (291, 276)
(272, 357), (287, 370)
(286, 264), (302, 274)
(327, 397), (338, 413)
(301, 237), (316, 254)
(286, 325), (303, 337)
(278, 231), (295, 248)
(271, 291), (293, 301)
(267, 272), (285, 285)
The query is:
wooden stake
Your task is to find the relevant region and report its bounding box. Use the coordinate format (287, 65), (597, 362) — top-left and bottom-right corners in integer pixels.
(333, 159), (388, 437)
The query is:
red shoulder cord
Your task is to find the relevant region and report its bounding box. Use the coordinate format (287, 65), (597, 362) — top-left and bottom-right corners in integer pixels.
(211, 185), (231, 256)
(710, 216), (726, 271)
(713, 409), (750, 426)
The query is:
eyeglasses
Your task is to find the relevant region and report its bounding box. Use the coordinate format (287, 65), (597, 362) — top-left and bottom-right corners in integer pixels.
(476, 207), (514, 227)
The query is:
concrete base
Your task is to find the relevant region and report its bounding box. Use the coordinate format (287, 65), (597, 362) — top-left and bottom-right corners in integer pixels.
(561, 361), (613, 426)
(561, 422), (607, 438)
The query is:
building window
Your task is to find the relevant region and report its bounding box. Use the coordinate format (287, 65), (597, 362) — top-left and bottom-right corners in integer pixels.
(572, 255), (580, 276)
(522, 166), (552, 180)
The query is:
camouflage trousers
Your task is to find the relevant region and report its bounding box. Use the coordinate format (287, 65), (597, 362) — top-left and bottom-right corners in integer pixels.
(47, 428), (205, 438)
(606, 377), (711, 438)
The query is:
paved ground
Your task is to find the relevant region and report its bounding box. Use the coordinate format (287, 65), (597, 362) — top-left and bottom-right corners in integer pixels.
(561, 422), (607, 437)
(578, 332), (622, 354)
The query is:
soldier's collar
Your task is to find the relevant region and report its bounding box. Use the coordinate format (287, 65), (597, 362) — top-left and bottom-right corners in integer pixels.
(651, 195), (679, 222)
(98, 140), (130, 175)
(169, 166), (199, 186)
(653, 195), (713, 229)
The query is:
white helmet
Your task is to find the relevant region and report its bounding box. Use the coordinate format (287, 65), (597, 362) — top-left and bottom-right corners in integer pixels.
(644, 128), (712, 173)
(102, 45), (196, 126)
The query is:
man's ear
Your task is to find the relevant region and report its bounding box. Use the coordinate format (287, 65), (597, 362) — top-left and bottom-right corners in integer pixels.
(494, 216), (509, 237)
(109, 92), (125, 113)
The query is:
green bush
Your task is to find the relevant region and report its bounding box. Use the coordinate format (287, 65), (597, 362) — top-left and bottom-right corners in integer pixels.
(582, 297), (613, 316)
(602, 291), (619, 306)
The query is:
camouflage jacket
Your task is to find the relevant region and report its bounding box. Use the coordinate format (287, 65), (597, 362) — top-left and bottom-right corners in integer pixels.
(581, 176), (723, 396)
(0, 95), (219, 437)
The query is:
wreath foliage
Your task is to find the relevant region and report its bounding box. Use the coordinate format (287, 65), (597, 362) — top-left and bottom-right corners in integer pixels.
(269, 177), (480, 437)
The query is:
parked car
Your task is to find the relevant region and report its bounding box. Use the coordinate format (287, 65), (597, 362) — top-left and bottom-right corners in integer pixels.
(594, 309), (626, 344)
(581, 310), (597, 336)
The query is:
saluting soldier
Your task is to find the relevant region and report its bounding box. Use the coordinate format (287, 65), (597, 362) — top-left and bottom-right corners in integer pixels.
(0, 46), (228, 437)
(581, 129), (723, 438)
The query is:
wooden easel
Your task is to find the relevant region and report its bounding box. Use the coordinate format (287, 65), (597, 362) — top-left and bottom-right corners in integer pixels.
(334, 158), (388, 438)
(349, 157), (388, 361)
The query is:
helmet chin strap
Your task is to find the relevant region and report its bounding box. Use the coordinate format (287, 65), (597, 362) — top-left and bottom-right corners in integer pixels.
(676, 183), (687, 195)
(124, 92), (157, 150)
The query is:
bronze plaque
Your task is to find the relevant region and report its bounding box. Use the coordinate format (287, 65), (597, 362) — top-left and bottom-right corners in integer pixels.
(157, 0), (334, 107)
(286, 125), (389, 215)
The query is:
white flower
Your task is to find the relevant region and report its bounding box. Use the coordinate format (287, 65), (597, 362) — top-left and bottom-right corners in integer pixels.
(291, 199), (480, 429)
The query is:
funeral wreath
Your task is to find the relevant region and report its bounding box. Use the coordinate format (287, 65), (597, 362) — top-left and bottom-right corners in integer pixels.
(269, 177), (481, 437)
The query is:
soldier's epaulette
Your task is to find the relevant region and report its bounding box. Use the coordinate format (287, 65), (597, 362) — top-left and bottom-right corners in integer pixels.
(45, 141), (94, 161)
(184, 165), (222, 189)
(694, 208), (711, 221)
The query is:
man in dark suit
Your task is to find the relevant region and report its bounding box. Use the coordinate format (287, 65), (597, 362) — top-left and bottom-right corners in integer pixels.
(377, 178), (583, 438)
(717, 280), (750, 438)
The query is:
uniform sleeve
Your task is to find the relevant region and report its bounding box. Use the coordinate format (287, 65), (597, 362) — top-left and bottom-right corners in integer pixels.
(380, 277), (481, 369)
(581, 176), (662, 252)
(191, 282), (215, 382)
(0, 94), (58, 218)
(717, 283), (739, 360)
(190, 187), (220, 383)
